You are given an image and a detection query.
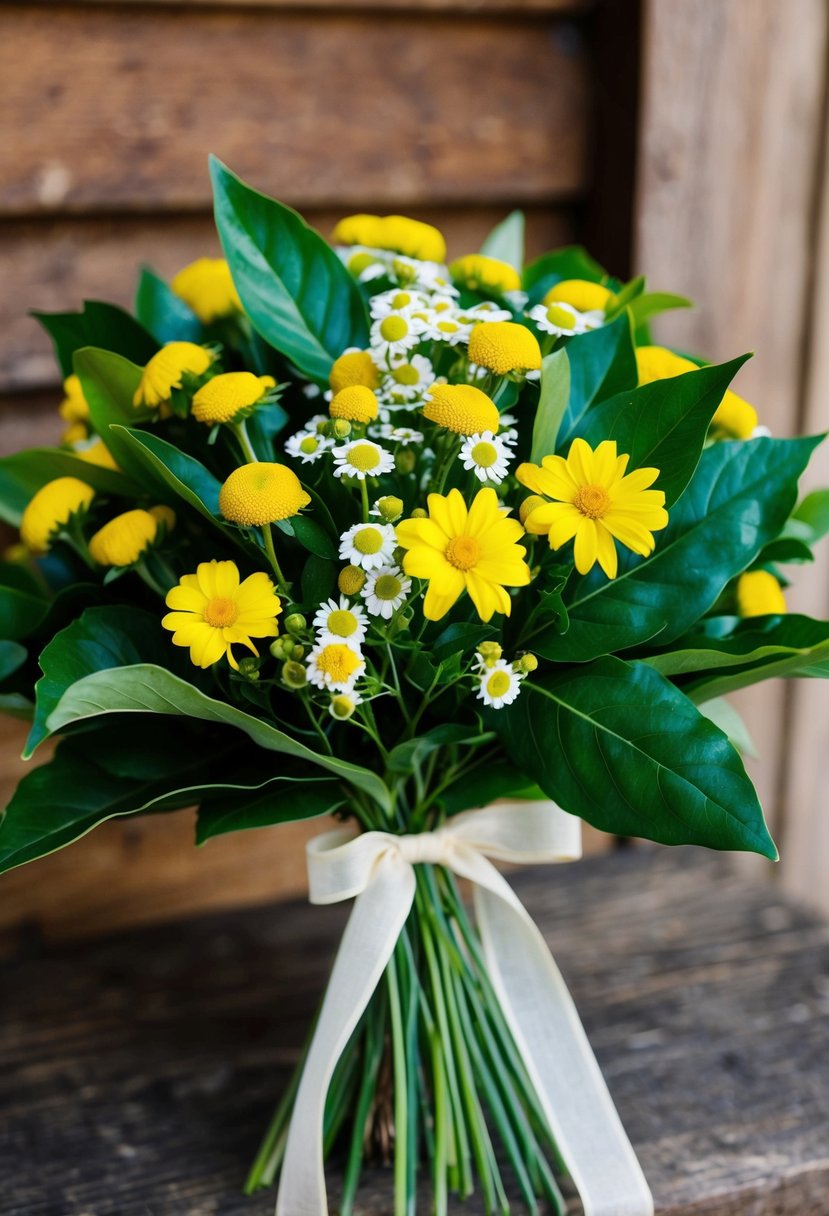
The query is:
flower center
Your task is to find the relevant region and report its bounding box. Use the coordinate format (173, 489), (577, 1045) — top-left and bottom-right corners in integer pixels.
(326, 609), (359, 638)
(380, 316), (408, 342)
(574, 484), (611, 519)
(375, 574), (403, 600)
(391, 292), (411, 309)
(546, 304), (577, 331)
(317, 644), (361, 681)
(437, 320), (460, 334)
(434, 301), (452, 314)
(445, 536), (479, 571)
(470, 441), (498, 468)
(204, 596), (239, 628)
(392, 363), (420, 386)
(299, 435), (319, 455)
(348, 443), (382, 473)
(486, 670), (512, 697)
(353, 526), (384, 554)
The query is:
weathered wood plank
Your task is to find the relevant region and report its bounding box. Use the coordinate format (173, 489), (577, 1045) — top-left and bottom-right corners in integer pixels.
(1, 848), (827, 1213)
(0, 6), (590, 215)
(73, 0), (590, 10)
(0, 207), (574, 393)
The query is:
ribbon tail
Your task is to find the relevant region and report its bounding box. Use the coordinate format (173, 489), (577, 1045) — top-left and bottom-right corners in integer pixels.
(275, 856), (416, 1216)
(471, 874), (654, 1216)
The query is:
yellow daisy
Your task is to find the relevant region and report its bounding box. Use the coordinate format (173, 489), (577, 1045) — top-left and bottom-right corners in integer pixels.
(396, 487), (530, 622)
(517, 438), (668, 579)
(133, 342), (214, 409)
(162, 559), (281, 670)
(170, 258), (242, 324)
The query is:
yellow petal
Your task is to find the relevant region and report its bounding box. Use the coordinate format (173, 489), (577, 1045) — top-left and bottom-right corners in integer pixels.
(595, 524), (618, 578)
(566, 438), (596, 485)
(573, 518), (598, 573)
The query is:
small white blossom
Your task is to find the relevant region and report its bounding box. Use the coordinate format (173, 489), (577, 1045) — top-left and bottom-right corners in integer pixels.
(306, 639), (365, 691)
(339, 521), (397, 570)
(528, 300), (603, 337)
(361, 566), (411, 619)
(284, 429), (333, 464)
(312, 596), (368, 647)
(370, 288), (430, 320)
(370, 312), (426, 359)
(476, 660), (523, 709)
(459, 431), (513, 484)
(332, 439), (395, 481)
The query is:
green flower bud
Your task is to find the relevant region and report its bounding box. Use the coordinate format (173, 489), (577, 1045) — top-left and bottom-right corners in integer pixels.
(329, 693), (357, 721)
(514, 653), (538, 674)
(238, 656), (260, 681)
(394, 448), (416, 475)
(269, 638), (287, 660)
(477, 641), (503, 668)
(332, 418), (352, 439)
(410, 507), (428, 519)
(282, 660), (307, 689)
(284, 612), (306, 636)
(376, 495), (404, 523)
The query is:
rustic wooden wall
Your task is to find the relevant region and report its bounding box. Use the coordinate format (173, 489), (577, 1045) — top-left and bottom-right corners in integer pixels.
(0, 0), (618, 945)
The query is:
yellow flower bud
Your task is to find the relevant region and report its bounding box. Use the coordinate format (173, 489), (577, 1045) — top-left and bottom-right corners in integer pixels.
(543, 279), (614, 313)
(20, 477), (95, 555)
(329, 350), (379, 394)
(468, 322), (542, 376)
(514, 653), (538, 674)
(376, 496), (404, 523)
(477, 641), (503, 668)
(332, 214), (446, 264)
(338, 565), (366, 596)
(519, 494), (546, 526)
(449, 254), (521, 296)
(330, 385), (379, 425)
(88, 508), (161, 568)
(219, 463), (311, 526)
(423, 384), (499, 436)
(170, 257), (242, 324)
(736, 571), (786, 618)
(133, 342), (214, 409)
(191, 372), (275, 426)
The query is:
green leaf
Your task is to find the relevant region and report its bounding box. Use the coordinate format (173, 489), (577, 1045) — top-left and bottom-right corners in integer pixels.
(111, 425), (222, 520)
(555, 314), (638, 443)
(438, 758), (540, 817)
(74, 347), (156, 472)
(196, 775), (345, 843)
(41, 662), (391, 810)
(755, 536), (814, 566)
(479, 211), (525, 271)
(33, 301), (158, 380)
(628, 292), (692, 328)
(496, 656), (776, 857)
(301, 554), (338, 607)
(135, 267), (202, 344)
(0, 447), (136, 526)
(534, 436), (821, 663)
(792, 489), (829, 545)
(0, 585), (49, 641)
(210, 157), (369, 382)
(571, 355), (751, 506)
(431, 621), (496, 663)
(522, 246), (611, 304)
(697, 697), (757, 759)
(290, 515), (337, 560)
(386, 723), (493, 776)
(530, 350), (570, 462)
(603, 275), (645, 319)
(0, 640), (27, 683)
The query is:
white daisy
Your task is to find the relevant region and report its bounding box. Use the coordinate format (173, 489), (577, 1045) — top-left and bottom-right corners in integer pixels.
(312, 596), (368, 646)
(418, 311), (471, 346)
(459, 431), (513, 484)
(380, 354), (435, 402)
(284, 429), (333, 464)
(339, 246), (391, 283)
(371, 422), (425, 444)
(460, 301), (513, 324)
(302, 383), (323, 399)
(370, 312), (426, 359)
(361, 566), (412, 620)
(306, 639), (365, 691)
(332, 439), (395, 481)
(528, 301), (603, 337)
(476, 660), (523, 709)
(339, 521), (397, 570)
(370, 288), (430, 320)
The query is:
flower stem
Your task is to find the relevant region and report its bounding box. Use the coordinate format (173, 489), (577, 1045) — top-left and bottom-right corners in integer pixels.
(360, 477), (371, 523)
(386, 949), (409, 1216)
(262, 522), (289, 593)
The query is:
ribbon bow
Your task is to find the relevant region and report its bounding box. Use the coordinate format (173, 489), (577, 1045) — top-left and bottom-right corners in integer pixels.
(276, 800), (653, 1216)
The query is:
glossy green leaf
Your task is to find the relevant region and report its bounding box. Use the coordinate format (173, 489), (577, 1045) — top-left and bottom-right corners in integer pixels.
(135, 267), (203, 344)
(42, 662), (390, 810)
(0, 640), (27, 683)
(210, 157), (369, 382)
(603, 275), (644, 319)
(555, 314), (638, 443)
(289, 515), (337, 560)
(74, 347), (156, 475)
(196, 775), (344, 843)
(697, 697), (757, 758)
(0, 447), (137, 526)
(533, 436), (821, 663)
(522, 246), (611, 304)
(111, 425), (221, 519)
(628, 292), (692, 328)
(479, 211), (525, 271)
(792, 490), (829, 545)
(0, 585), (49, 641)
(497, 656), (776, 857)
(431, 621), (496, 663)
(33, 301), (158, 380)
(530, 350), (570, 462)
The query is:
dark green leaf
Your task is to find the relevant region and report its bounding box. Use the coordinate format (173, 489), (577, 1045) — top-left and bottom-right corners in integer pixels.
(530, 350), (570, 461)
(522, 246), (611, 304)
(0, 640), (27, 682)
(196, 775), (344, 843)
(0, 446), (137, 526)
(0, 585), (49, 641)
(438, 758), (541, 817)
(431, 621), (496, 663)
(387, 724), (493, 776)
(301, 555), (338, 606)
(134, 267), (203, 344)
(555, 314), (638, 443)
(290, 515), (337, 560)
(792, 490), (829, 545)
(628, 292), (692, 328)
(74, 347), (156, 475)
(479, 210), (525, 271)
(33, 301), (158, 380)
(111, 425), (222, 519)
(754, 536), (814, 566)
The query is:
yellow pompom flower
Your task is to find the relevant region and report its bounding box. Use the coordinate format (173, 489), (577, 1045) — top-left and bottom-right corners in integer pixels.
(191, 372), (276, 426)
(396, 487), (530, 622)
(423, 384), (500, 436)
(329, 385), (379, 425)
(76, 439), (119, 471)
(170, 258), (243, 324)
(133, 342), (214, 409)
(329, 350), (380, 394)
(468, 322), (542, 376)
(517, 438), (668, 579)
(163, 560), (281, 670)
(449, 254), (521, 296)
(736, 570), (787, 617)
(219, 462), (311, 527)
(332, 214), (447, 264)
(20, 477), (95, 555)
(59, 374), (90, 442)
(88, 508), (163, 568)
(543, 279), (615, 313)
(635, 345), (758, 440)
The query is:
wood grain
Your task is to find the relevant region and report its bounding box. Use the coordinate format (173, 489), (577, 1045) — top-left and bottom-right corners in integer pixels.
(0, 6), (589, 215)
(71, 0), (590, 9)
(2, 848), (827, 1213)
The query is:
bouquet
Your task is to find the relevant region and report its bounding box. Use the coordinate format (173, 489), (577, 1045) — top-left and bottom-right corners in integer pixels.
(1, 155), (827, 1216)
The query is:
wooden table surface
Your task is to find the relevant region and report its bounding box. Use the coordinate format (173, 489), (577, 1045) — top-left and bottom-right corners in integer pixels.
(2, 847), (828, 1215)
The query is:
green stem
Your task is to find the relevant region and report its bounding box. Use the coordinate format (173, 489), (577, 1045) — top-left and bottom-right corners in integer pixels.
(262, 523), (290, 593)
(360, 477), (370, 523)
(386, 950), (409, 1216)
(339, 996), (386, 1216)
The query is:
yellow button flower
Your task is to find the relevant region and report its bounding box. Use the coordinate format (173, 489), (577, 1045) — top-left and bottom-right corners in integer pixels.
(635, 345), (758, 440)
(88, 508), (165, 567)
(423, 384), (500, 436)
(163, 559), (281, 670)
(396, 487), (530, 622)
(332, 214), (447, 264)
(59, 374), (90, 443)
(329, 350), (379, 394)
(76, 439), (119, 471)
(20, 477), (95, 555)
(449, 254), (521, 296)
(543, 279), (614, 313)
(736, 570), (787, 617)
(468, 322), (542, 376)
(171, 258), (243, 324)
(133, 342), (214, 409)
(517, 438), (668, 579)
(191, 372), (276, 426)
(329, 385), (379, 425)
(219, 462), (311, 526)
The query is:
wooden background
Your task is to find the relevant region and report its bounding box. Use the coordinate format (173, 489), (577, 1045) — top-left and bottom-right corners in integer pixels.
(0, 0), (827, 947)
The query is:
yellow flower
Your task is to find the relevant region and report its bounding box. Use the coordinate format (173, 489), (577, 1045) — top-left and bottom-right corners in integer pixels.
(338, 564), (367, 595)
(423, 384), (500, 436)
(170, 258), (242, 324)
(149, 505), (176, 532)
(396, 487), (530, 622)
(219, 462), (311, 526)
(59, 374), (90, 442)
(191, 372), (276, 426)
(88, 508), (165, 567)
(329, 385), (379, 425)
(517, 438), (668, 579)
(329, 350), (379, 393)
(133, 342), (214, 409)
(543, 279), (614, 313)
(163, 560), (281, 670)
(449, 254), (521, 295)
(736, 570), (787, 617)
(635, 345), (758, 440)
(332, 214), (447, 264)
(468, 322), (542, 376)
(76, 439), (120, 471)
(20, 477), (95, 555)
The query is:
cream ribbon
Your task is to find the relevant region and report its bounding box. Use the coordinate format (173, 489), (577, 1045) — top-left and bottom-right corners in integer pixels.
(275, 800), (654, 1216)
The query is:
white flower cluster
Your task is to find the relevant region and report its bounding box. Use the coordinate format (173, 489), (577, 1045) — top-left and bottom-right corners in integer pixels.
(339, 518), (412, 621)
